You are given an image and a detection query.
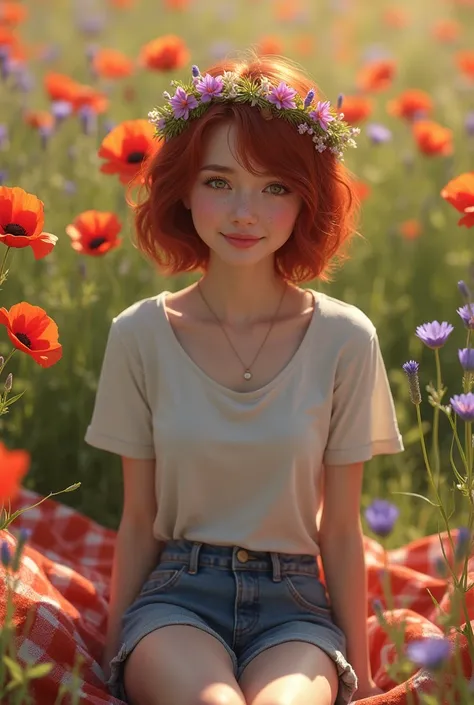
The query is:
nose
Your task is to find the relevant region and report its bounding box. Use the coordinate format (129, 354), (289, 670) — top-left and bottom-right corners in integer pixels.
(230, 192), (258, 225)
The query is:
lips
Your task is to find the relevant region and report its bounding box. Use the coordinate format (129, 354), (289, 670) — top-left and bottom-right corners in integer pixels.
(222, 233), (261, 241)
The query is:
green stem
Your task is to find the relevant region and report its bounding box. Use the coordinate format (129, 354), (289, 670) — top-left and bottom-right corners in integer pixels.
(0, 348), (16, 376)
(432, 349), (442, 488)
(0, 246), (10, 285)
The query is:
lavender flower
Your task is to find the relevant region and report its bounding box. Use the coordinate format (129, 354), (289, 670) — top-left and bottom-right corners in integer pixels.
(450, 393), (474, 422)
(402, 360), (421, 405)
(309, 101), (335, 131)
(364, 499), (400, 537)
(458, 348), (474, 371)
(337, 94), (344, 110)
(366, 123), (392, 145)
(415, 321), (454, 349)
(195, 74), (224, 103)
(457, 305), (474, 330)
(191, 65), (200, 78)
(267, 82), (297, 110)
(406, 637), (452, 671)
(170, 87), (199, 119)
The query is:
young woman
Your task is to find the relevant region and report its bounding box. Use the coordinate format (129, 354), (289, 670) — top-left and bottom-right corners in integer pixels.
(85, 51), (404, 705)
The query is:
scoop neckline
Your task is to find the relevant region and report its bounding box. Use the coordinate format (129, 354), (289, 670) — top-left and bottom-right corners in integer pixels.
(156, 288), (321, 398)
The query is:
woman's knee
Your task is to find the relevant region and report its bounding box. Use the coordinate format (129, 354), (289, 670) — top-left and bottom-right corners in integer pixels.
(123, 624), (246, 705)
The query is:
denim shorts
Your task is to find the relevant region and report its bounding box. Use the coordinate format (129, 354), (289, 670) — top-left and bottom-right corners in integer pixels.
(107, 539), (358, 704)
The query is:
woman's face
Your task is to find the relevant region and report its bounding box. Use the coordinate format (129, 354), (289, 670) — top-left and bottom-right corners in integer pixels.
(183, 122), (302, 266)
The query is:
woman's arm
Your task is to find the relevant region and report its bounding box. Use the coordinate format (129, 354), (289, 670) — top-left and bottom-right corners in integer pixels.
(103, 457), (164, 676)
(319, 462), (374, 690)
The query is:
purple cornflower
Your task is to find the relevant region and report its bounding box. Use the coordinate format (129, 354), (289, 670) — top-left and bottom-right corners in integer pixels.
(0, 123), (8, 148)
(195, 74), (224, 103)
(337, 94), (344, 109)
(191, 65), (200, 78)
(1, 541), (11, 569)
(309, 101), (335, 131)
(364, 499), (399, 537)
(450, 393), (474, 422)
(457, 304), (474, 330)
(366, 123), (392, 145)
(406, 637), (452, 671)
(458, 348), (474, 371)
(51, 100), (73, 122)
(465, 111), (474, 137)
(170, 87), (199, 120)
(415, 321), (454, 349)
(267, 82), (297, 110)
(402, 360), (421, 405)
(455, 526), (471, 562)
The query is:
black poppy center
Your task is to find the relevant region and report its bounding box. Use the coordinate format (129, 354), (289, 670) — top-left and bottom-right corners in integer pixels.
(4, 223), (27, 237)
(89, 236), (107, 250)
(126, 151), (145, 163)
(16, 332), (31, 348)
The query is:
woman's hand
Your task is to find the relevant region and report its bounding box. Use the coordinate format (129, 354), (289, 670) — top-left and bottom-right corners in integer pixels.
(354, 679), (384, 700)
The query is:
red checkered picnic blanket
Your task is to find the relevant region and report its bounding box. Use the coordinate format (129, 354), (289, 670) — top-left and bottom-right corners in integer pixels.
(1, 488), (473, 704)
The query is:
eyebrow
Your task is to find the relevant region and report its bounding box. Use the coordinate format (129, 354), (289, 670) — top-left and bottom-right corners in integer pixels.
(199, 163), (272, 176)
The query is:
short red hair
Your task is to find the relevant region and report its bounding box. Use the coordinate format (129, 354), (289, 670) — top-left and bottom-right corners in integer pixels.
(133, 52), (360, 283)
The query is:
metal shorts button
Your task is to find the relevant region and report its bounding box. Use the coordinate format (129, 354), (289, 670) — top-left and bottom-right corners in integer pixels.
(237, 549), (249, 563)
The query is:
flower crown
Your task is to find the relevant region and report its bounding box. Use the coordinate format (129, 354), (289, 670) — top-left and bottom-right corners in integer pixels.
(148, 65), (360, 161)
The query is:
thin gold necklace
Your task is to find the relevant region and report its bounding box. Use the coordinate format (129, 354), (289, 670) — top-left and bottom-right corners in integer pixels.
(196, 280), (288, 381)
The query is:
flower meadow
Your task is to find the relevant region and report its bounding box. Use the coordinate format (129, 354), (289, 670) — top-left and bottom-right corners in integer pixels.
(1, 0), (474, 702)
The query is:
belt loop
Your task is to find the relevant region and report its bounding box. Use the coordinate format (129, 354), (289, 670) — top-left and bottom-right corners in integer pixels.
(188, 542), (203, 574)
(270, 552), (282, 582)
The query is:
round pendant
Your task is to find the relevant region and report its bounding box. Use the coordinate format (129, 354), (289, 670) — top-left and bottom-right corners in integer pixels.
(243, 371), (252, 380)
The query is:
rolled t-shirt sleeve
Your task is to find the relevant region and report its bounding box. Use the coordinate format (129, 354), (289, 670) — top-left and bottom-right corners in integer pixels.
(323, 330), (404, 465)
(84, 320), (155, 459)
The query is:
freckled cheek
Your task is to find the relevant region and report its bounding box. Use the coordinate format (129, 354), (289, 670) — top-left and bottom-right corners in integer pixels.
(266, 201), (301, 231)
(192, 192), (229, 222)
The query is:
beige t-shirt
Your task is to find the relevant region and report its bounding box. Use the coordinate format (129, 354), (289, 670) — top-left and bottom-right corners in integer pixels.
(84, 289), (404, 555)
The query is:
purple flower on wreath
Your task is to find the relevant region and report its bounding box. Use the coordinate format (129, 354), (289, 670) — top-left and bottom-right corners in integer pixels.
(170, 87), (199, 120)
(450, 393), (474, 422)
(267, 82), (297, 110)
(406, 637), (452, 671)
(415, 321), (454, 349)
(309, 101), (335, 131)
(195, 74), (224, 103)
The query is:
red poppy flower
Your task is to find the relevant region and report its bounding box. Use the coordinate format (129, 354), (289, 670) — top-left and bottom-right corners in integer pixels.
(387, 89), (433, 121)
(98, 119), (157, 184)
(399, 219), (422, 240)
(0, 187), (58, 260)
(138, 34), (190, 72)
(0, 442), (30, 504)
(23, 110), (54, 131)
(441, 173), (474, 228)
(66, 211), (122, 256)
(44, 72), (80, 104)
(356, 59), (396, 93)
(92, 48), (134, 79)
(383, 7), (410, 28)
(432, 19), (462, 43)
(413, 120), (453, 157)
(455, 50), (474, 81)
(352, 180), (371, 202)
(257, 35), (284, 55)
(339, 96), (373, 125)
(0, 302), (62, 368)
(0, 1), (28, 27)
